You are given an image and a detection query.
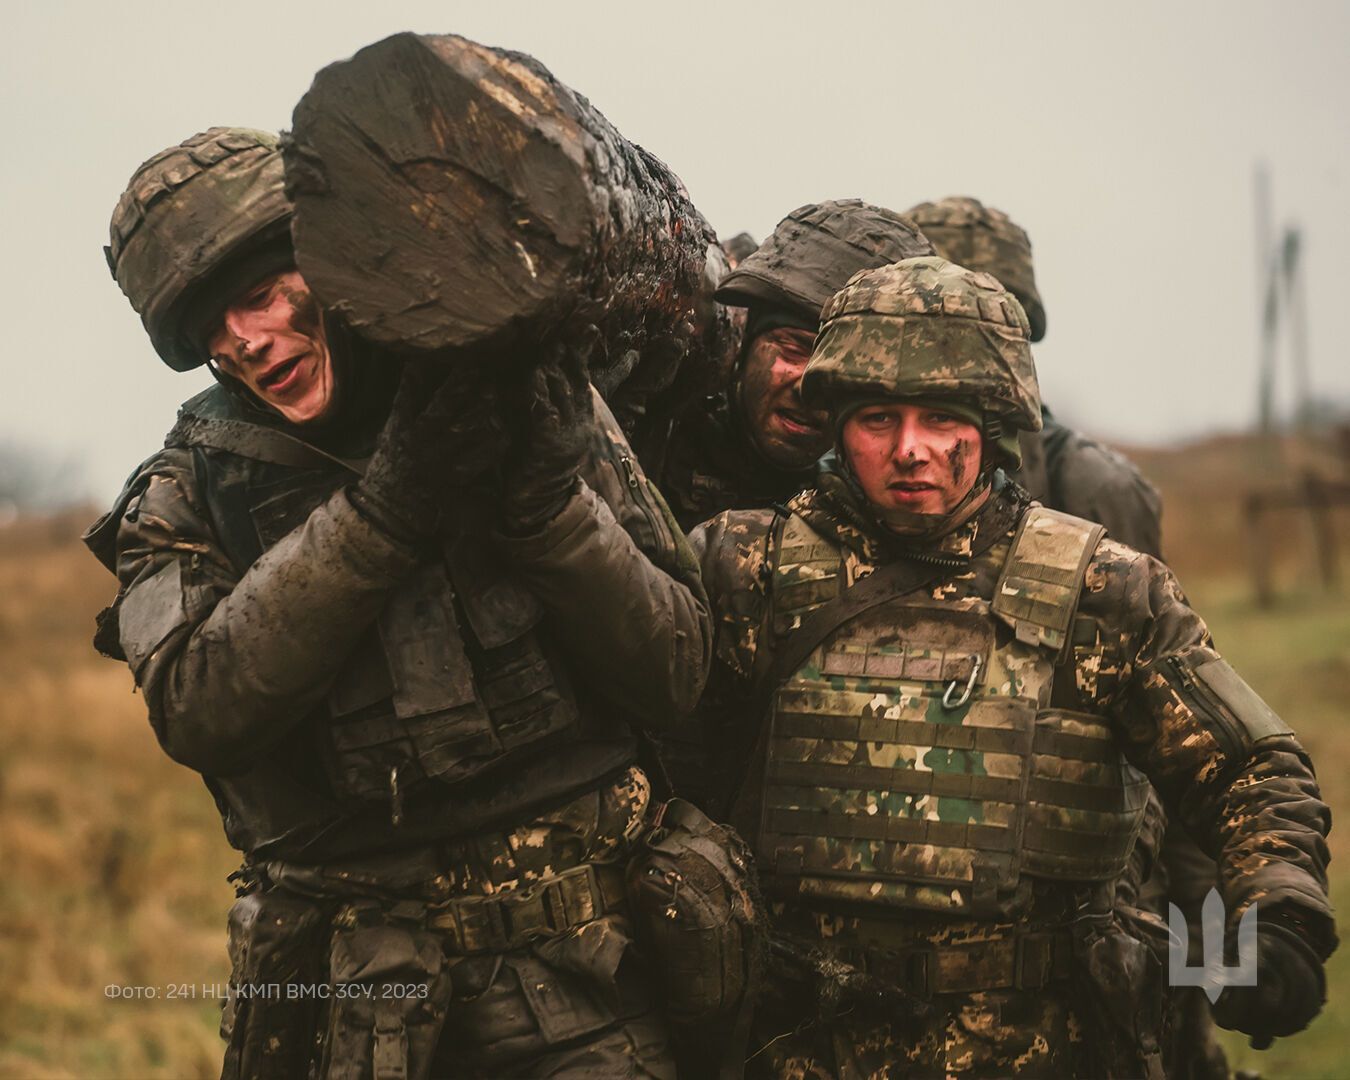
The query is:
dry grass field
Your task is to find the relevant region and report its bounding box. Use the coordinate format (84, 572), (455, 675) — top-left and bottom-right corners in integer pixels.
(0, 429), (1347, 1079)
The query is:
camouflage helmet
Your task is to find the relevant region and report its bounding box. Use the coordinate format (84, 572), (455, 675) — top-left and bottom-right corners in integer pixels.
(801, 256), (1042, 442)
(714, 200), (934, 325)
(106, 127), (292, 371)
(904, 196), (1046, 342)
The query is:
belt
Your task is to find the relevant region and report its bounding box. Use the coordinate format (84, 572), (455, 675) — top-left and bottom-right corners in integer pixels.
(839, 927), (1075, 997)
(426, 860), (628, 954)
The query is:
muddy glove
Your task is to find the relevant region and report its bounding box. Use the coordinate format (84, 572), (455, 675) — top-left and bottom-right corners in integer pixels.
(352, 360), (508, 539)
(1211, 916), (1325, 1049)
(500, 339), (596, 534)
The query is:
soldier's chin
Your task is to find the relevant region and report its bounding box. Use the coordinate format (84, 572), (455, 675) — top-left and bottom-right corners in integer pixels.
(760, 430), (829, 470)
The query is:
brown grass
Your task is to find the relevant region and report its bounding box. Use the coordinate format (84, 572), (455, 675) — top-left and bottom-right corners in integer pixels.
(0, 431), (1347, 1077)
(0, 511), (236, 1079)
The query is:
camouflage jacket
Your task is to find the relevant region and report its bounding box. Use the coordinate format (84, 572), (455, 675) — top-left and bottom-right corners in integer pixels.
(686, 482), (1333, 948)
(85, 382), (711, 865)
(658, 389), (816, 532)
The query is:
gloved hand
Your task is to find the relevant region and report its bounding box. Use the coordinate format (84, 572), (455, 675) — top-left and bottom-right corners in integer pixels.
(500, 334), (597, 534)
(353, 359), (509, 539)
(1211, 916), (1326, 1049)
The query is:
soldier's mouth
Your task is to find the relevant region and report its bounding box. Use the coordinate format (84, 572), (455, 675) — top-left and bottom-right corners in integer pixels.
(775, 408), (825, 437)
(259, 355), (305, 392)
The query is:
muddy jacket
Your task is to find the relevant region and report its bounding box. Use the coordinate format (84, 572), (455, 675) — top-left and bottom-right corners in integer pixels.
(659, 389), (816, 532)
(85, 382), (711, 865)
(688, 482), (1332, 948)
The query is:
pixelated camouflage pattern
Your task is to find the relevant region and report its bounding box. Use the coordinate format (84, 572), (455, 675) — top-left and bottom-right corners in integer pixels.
(107, 128), (291, 371)
(802, 257), (1042, 433)
(750, 980), (1079, 1078)
(906, 196), (1046, 342)
(686, 483), (1333, 1076)
(755, 510), (1146, 916)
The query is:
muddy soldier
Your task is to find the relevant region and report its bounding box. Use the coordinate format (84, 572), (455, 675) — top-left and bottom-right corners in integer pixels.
(688, 256), (1334, 1077)
(86, 128), (713, 1078)
(907, 194), (1236, 1076)
(658, 200), (935, 531)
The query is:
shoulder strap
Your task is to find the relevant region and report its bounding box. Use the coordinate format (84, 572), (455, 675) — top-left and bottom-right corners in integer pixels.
(751, 494), (1022, 699)
(991, 505), (1106, 651)
(168, 414), (362, 475)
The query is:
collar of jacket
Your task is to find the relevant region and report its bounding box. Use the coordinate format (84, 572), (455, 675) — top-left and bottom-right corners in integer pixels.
(790, 459), (1025, 567)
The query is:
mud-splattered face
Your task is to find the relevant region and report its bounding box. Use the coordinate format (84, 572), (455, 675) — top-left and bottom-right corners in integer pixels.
(739, 327), (831, 468)
(207, 269), (335, 425)
(841, 403), (983, 517)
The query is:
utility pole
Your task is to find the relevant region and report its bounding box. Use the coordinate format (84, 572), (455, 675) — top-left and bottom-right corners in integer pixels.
(1255, 163), (1277, 433)
(1253, 165), (1313, 432)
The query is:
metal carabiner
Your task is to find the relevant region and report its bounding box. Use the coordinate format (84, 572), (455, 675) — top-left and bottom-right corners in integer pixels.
(942, 654), (983, 710)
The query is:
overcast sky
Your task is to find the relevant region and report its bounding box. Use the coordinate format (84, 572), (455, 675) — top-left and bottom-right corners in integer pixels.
(3, 1), (1347, 501)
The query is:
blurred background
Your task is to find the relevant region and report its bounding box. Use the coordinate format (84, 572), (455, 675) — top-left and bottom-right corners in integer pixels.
(1, 2), (1347, 1076)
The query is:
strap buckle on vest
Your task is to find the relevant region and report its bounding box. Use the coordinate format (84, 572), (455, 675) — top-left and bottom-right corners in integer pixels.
(942, 654), (983, 710)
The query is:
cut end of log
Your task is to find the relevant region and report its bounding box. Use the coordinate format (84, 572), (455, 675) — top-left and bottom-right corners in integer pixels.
(286, 32), (598, 351)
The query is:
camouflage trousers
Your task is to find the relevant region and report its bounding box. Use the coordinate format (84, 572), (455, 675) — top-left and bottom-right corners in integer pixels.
(742, 900), (1171, 1080)
(221, 768), (676, 1080)
(746, 980), (1081, 1080)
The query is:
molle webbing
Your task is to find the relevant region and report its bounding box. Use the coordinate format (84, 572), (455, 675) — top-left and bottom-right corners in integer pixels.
(760, 693), (1034, 896)
(1023, 711), (1149, 879)
(755, 504), (1145, 916)
(992, 506), (1104, 650)
(756, 496), (1023, 699)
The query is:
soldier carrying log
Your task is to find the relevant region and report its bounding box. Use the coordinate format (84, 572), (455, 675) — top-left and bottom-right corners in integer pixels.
(86, 33), (755, 1080)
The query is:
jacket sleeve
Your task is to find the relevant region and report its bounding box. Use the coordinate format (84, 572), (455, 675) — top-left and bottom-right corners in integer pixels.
(95, 448), (417, 775)
(652, 509), (775, 813)
(1077, 540), (1335, 955)
(498, 389), (712, 726)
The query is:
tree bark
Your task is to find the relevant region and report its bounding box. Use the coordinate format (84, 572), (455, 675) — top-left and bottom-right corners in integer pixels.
(283, 31), (738, 436)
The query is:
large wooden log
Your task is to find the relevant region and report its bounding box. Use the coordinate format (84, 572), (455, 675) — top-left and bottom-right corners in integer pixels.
(282, 31), (738, 433)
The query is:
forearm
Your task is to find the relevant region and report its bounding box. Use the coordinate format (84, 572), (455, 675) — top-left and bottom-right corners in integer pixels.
(1182, 736), (1333, 942)
(142, 488), (417, 773)
(502, 482), (712, 724)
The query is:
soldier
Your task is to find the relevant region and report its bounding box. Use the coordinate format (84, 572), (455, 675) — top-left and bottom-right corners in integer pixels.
(86, 127), (714, 1079)
(908, 195), (1231, 1075)
(688, 257), (1334, 1077)
(658, 200), (934, 531)
(905, 196), (1162, 558)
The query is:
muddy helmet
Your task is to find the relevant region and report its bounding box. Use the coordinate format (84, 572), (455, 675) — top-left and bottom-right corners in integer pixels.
(904, 196), (1046, 342)
(801, 256), (1042, 455)
(106, 127), (292, 371)
(714, 200), (935, 328)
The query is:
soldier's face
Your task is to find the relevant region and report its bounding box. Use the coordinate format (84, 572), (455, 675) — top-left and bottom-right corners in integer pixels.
(207, 270), (335, 425)
(841, 403), (984, 518)
(739, 328), (831, 468)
